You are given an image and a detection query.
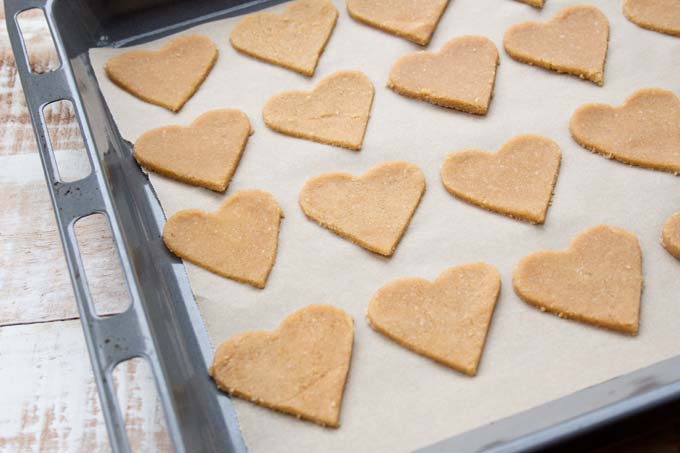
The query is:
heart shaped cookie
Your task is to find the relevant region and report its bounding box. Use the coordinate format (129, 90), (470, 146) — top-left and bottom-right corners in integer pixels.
(299, 161), (425, 256)
(134, 109), (252, 192)
(513, 0), (545, 8)
(210, 304), (354, 427)
(163, 190), (283, 288)
(503, 6), (609, 85)
(569, 88), (680, 174)
(624, 0), (680, 37)
(105, 35), (217, 112)
(441, 135), (562, 224)
(263, 70), (375, 150)
(387, 36), (499, 115)
(662, 211), (680, 260)
(346, 0), (450, 46)
(230, 0), (338, 76)
(513, 225), (643, 335)
(367, 263), (501, 376)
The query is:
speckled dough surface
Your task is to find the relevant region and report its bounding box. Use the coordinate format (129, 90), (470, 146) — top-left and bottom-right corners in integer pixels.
(134, 109), (252, 192)
(662, 211), (680, 260)
(346, 0), (449, 46)
(299, 161), (425, 256)
(263, 70), (375, 150)
(623, 0), (680, 37)
(514, 0), (545, 8)
(504, 6), (609, 85)
(513, 225), (643, 335)
(388, 36), (499, 115)
(105, 35), (217, 112)
(230, 0), (338, 76)
(367, 263), (501, 376)
(210, 305), (354, 427)
(163, 190), (283, 288)
(441, 135), (561, 224)
(569, 88), (680, 174)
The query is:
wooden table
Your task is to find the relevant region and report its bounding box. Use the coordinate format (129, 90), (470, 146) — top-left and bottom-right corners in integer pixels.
(1, 7), (678, 453)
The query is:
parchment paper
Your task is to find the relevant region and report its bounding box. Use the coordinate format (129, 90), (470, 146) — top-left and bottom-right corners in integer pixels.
(89, 1), (680, 451)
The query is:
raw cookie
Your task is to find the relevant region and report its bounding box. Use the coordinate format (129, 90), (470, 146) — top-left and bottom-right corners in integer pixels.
(662, 211), (680, 260)
(210, 304), (353, 428)
(514, 0), (545, 8)
(367, 263), (501, 376)
(230, 0), (338, 76)
(263, 70), (375, 150)
(513, 225), (643, 335)
(623, 0), (680, 37)
(569, 88), (680, 174)
(134, 109), (252, 192)
(387, 36), (499, 115)
(440, 135), (561, 224)
(346, 0), (449, 46)
(503, 6), (609, 85)
(163, 190), (283, 288)
(299, 161), (425, 256)
(105, 35), (217, 112)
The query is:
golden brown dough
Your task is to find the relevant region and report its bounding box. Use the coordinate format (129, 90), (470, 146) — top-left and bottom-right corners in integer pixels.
(299, 161), (425, 256)
(513, 225), (643, 335)
(662, 211), (680, 260)
(387, 36), (499, 115)
(263, 70), (375, 150)
(514, 0), (545, 8)
(441, 135), (561, 224)
(210, 304), (354, 427)
(105, 35), (217, 112)
(623, 0), (680, 37)
(346, 0), (449, 46)
(503, 6), (609, 85)
(163, 190), (283, 288)
(134, 109), (252, 192)
(230, 0), (338, 76)
(367, 263), (501, 376)
(569, 88), (680, 174)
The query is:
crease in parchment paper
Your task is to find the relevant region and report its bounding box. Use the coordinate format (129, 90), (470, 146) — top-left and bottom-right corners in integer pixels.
(89, 1), (680, 451)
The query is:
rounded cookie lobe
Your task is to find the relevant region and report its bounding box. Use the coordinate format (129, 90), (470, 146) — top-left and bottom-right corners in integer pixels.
(623, 0), (680, 37)
(513, 225), (643, 335)
(210, 304), (354, 428)
(503, 6), (609, 85)
(230, 0), (338, 76)
(387, 36), (499, 115)
(662, 211), (680, 260)
(162, 190), (283, 288)
(441, 134), (562, 224)
(367, 262), (501, 376)
(134, 109), (252, 192)
(569, 88), (680, 174)
(105, 35), (217, 112)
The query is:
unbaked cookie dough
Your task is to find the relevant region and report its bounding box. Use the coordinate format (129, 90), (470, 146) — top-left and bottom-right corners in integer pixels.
(299, 161), (425, 257)
(163, 190), (283, 288)
(662, 211), (680, 260)
(230, 0), (338, 76)
(263, 70), (375, 150)
(513, 225), (643, 335)
(503, 6), (609, 85)
(210, 304), (354, 428)
(367, 263), (501, 376)
(134, 109), (252, 192)
(623, 0), (680, 37)
(105, 35), (217, 112)
(387, 36), (499, 115)
(346, 0), (449, 46)
(569, 88), (680, 174)
(441, 135), (561, 224)
(514, 0), (545, 8)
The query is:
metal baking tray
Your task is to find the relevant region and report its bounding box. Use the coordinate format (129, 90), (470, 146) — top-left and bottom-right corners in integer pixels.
(6, 0), (680, 451)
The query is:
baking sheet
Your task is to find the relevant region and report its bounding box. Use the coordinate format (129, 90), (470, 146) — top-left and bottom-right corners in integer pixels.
(89, 1), (680, 451)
